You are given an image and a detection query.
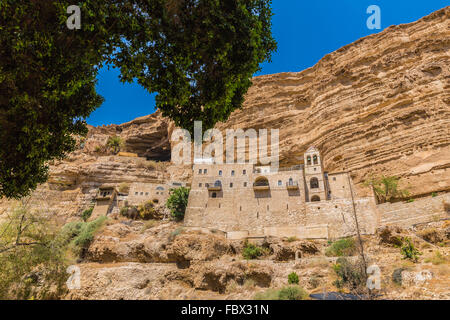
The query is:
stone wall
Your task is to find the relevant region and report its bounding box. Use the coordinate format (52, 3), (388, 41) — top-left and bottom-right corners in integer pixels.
(305, 197), (379, 238)
(379, 193), (450, 227)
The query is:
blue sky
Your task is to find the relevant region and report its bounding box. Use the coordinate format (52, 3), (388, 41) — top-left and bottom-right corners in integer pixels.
(87, 0), (448, 126)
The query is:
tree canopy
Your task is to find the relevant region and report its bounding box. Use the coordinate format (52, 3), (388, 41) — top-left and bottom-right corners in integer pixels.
(0, 0), (276, 199)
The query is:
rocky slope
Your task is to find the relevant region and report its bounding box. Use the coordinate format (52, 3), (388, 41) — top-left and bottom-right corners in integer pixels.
(64, 218), (450, 300)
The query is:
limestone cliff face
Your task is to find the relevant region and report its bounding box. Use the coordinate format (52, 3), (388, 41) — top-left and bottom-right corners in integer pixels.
(214, 7), (449, 196)
(85, 111), (173, 161)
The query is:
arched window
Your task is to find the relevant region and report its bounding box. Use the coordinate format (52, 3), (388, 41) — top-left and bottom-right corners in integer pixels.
(311, 195), (321, 202)
(307, 156), (312, 165)
(313, 154), (318, 165)
(156, 186), (164, 191)
(310, 177), (319, 189)
(254, 177), (269, 187)
(278, 180), (282, 186)
(288, 178), (293, 186)
(212, 192), (217, 198)
(219, 170), (222, 176)
(214, 180), (222, 187)
(231, 170), (235, 176)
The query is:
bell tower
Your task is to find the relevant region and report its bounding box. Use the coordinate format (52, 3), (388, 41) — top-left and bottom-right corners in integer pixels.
(304, 146), (327, 202)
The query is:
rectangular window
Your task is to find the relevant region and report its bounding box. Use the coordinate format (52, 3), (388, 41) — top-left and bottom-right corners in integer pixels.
(231, 170), (235, 176)
(199, 183), (202, 187)
(198, 169), (202, 174)
(244, 182), (247, 187)
(230, 183), (233, 188)
(243, 170), (246, 175)
(204, 169), (207, 174)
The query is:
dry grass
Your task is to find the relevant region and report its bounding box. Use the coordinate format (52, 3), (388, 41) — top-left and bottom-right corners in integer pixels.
(424, 251), (447, 265)
(140, 220), (160, 233)
(134, 158), (166, 171)
(118, 183), (130, 194)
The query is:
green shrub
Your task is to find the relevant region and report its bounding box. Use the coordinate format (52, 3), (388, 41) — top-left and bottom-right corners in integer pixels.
(406, 199), (415, 203)
(166, 187), (190, 221)
(254, 286), (308, 300)
(120, 206), (129, 216)
(288, 272), (299, 285)
(400, 237), (422, 262)
(325, 238), (356, 257)
(106, 136), (123, 154)
(364, 175), (409, 203)
(0, 206), (69, 299)
(286, 236), (298, 242)
(81, 207), (93, 222)
(431, 192), (438, 197)
(60, 216), (107, 257)
(242, 241), (264, 260)
(138, 201), (157, 220)
(332, 257), (366, 292)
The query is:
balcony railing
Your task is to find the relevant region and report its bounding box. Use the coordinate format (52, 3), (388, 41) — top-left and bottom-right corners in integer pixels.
(206, 181), (222, 191)
(286, 181), (299, 189)
(253, 181), (270, 190)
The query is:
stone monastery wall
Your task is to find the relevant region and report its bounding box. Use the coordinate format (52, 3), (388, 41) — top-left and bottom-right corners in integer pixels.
(379, 193), (450, 227)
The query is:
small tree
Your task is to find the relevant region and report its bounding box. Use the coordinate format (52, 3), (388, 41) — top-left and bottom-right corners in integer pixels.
(0, 204), (69, 299)
(166, 187), (190, 221)
(106, 136), (123, 155)
(81, 207), (93, 222)
(288, 272), (299, 285)
(400, 237), (422, 262)
(364, 175), (409, 203)
(242, 241), (264, 260)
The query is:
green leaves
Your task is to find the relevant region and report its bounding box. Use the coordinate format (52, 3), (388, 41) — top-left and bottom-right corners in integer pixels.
(166, 186), (190, 221)
(364, 175), (410, 203)
(0, 0), (276, 198)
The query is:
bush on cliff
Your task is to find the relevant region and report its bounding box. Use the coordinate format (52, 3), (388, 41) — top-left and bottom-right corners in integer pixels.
(166, 187), (190, 221)
(60, 216), (107, 257)
(363, 175), (409, 203)
(81, 207), (93, 222)
(242, 241), (268, 260)
(288, 272), (299, 285)
(400, 237), (422, 263)
(332, 257), (366, 293)
(325, 238), (356, 257)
